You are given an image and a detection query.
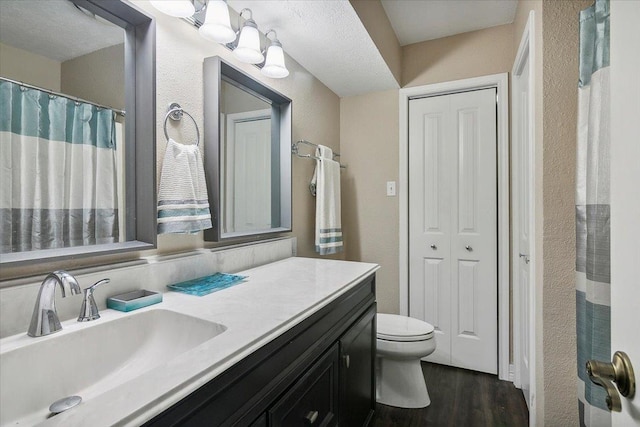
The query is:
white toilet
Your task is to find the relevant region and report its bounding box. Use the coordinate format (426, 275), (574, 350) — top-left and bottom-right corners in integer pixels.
(376, 313), (436, 408)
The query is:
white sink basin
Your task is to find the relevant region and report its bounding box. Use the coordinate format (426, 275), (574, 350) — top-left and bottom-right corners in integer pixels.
(0, 309), (226, 426)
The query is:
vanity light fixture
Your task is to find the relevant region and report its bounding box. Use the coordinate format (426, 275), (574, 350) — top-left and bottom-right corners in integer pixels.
(198, 0), (235, 44)
(261, 30), (289, 79)
(159, 1), (290, 78)
(150, 0), (196, 18)
(233, 9), (264, 64)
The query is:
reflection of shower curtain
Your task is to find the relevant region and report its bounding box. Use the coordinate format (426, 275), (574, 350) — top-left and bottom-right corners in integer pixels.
(0, 80), (119, 253)
(576, 0), (610, 426)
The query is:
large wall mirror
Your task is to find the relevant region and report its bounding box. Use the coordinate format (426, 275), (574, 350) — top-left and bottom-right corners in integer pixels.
(203, 56), (291, 242)
(0, 0), (156, 267)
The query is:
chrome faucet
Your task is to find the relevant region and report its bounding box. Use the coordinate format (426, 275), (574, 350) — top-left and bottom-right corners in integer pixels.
(78, 279), (110, 322)
(28, 271), (82, 337)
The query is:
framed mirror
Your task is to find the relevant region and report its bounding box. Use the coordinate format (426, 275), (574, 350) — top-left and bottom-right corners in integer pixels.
(203, 56), (292, 242)
(0, 0), (156, 267)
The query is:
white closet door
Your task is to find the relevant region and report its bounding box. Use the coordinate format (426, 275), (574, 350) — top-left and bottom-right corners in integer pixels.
(408, 94), (452, 365)
(513, 55), (533, 407)
(409, 88), (498, 375)
(227, 115), (272, 232)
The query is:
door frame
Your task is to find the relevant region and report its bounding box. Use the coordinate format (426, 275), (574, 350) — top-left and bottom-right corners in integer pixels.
(398, 73), (510, 381)
(511, 10), (537, 423)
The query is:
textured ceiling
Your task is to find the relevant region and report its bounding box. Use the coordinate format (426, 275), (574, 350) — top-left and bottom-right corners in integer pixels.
(0, 0), (124, 63)
(381, 0), (518, 46)
(1, 0), (518, 97)
(227, 0), (400, 98)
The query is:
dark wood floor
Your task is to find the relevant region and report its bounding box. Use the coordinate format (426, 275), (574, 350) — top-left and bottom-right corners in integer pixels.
(371, 362), (529, 427)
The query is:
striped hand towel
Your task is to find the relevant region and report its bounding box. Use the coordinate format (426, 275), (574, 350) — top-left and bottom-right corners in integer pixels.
(157, 138), (212, 234)
(314, 145), (343, 255)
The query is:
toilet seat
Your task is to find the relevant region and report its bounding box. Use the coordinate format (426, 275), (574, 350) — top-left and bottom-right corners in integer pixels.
(377, 313), (434, 342)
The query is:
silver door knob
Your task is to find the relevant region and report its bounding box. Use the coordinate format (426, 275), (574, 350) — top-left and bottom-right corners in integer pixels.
(430, 244), (437, 249)
(586, 351), (636, 412)
(465, 245), (472, 251)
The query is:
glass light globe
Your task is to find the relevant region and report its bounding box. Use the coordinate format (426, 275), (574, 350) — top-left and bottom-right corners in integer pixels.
(233, 20), (264, 64)
(150, 0), (195, 18)
(261, 42), (289, 78)
(199, 0), (236, 44)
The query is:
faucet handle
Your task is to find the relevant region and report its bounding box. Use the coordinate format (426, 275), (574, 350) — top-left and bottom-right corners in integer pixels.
(78, 278), (110, 322)
(87, 278), (110, 292)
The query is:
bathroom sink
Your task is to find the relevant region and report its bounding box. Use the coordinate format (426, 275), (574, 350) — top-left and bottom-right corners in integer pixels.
(0, 309), (226, 426)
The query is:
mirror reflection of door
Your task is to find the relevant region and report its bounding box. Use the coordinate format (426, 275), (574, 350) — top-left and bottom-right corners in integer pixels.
(220, 79), (274, 234)
(225, 110), (272, 233)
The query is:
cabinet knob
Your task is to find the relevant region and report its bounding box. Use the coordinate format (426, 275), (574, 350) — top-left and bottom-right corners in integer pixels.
(305, 410), (319, 424)
(430, 244), (437, 250)
(465, 245), (473, 251)
(343, 354), (350, 368)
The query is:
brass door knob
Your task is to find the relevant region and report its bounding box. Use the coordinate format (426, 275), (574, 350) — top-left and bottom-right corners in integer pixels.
(586, 351), (636, 412)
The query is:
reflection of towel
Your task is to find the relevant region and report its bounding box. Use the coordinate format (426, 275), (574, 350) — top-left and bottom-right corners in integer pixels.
(313, 145), (343, 255)
(157, 138), (212, 234)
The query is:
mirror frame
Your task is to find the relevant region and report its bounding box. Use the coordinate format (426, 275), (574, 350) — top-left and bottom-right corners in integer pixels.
(1, 0), (156, 267)
(203, 56), (292, 242)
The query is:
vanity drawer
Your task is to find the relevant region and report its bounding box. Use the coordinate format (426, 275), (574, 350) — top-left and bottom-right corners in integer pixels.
(268, 344), (339, 427)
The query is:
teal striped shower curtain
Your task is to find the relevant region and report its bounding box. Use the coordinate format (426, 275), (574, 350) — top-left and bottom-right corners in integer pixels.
(576, 0), (610, 425)
(0, 80), (119, 253)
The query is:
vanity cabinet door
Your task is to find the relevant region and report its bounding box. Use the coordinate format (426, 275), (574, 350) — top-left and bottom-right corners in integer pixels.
(268, 344), (339, 427)
(339, 306), (376, 427)
(249, 413), (268, 427)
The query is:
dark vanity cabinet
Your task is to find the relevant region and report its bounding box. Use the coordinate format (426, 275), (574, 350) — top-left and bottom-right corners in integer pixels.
(268, 344), (340, 426)
(339, 308), (376, 427)
(144, 275), (376, 427)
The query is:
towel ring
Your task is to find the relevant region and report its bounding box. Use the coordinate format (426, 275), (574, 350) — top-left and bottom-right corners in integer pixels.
(163, 102), (200, 146)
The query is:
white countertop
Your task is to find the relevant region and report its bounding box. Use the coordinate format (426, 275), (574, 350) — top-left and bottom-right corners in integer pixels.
(8, 257), (378, 426)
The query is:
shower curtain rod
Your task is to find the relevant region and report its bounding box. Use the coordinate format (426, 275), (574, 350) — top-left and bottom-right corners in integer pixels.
(0, 76), (126, 117)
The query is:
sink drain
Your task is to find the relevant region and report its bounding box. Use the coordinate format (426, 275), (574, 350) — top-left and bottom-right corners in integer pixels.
(49, 395), (82, 414)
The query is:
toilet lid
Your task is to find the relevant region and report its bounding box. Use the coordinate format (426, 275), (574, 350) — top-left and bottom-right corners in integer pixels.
(377, 313), (435, 342)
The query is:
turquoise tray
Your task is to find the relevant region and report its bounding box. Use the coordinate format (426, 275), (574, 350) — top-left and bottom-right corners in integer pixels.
(167, 273), (247, 297)
(107, 290), (162, 312)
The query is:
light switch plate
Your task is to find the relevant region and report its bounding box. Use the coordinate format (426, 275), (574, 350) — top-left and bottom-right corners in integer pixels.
(386, 181), (396, 196)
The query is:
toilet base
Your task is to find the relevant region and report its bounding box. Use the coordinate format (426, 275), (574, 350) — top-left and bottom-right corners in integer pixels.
(376, 357), (430, 408)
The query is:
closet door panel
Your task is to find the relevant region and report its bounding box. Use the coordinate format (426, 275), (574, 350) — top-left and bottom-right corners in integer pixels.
(409, 88), (498, 374)
(409, 95), (452, 365)
(450, 89), (498, 375)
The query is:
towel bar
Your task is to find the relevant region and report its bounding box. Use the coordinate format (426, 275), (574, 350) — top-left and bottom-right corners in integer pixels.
(291, 140), (346, 168)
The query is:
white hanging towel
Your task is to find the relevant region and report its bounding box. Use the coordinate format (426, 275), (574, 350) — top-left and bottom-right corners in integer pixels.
(312, 145), (343, 255)
(157, 138), (212, 234)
